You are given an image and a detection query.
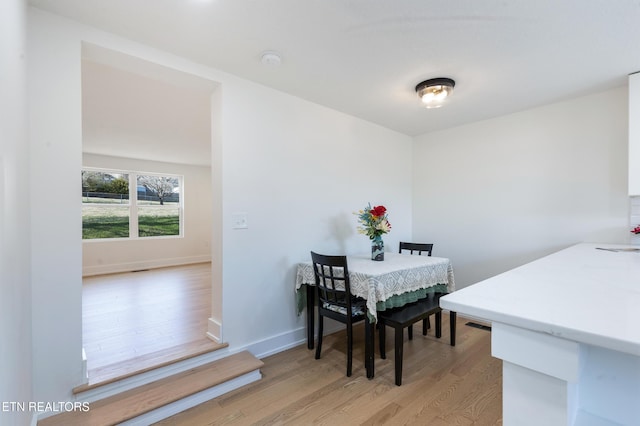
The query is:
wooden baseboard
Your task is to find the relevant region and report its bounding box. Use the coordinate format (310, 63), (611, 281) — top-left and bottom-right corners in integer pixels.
(82, 256), (211, 277)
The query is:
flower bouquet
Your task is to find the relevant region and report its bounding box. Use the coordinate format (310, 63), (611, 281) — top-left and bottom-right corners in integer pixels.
(355, 203), (391, 260)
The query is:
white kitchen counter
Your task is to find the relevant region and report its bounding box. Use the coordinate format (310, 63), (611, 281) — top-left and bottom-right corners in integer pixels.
(440, 243), (640, 426)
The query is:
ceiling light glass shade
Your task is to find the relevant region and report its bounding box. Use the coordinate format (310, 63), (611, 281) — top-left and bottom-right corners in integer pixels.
(415, 78), (455, 108)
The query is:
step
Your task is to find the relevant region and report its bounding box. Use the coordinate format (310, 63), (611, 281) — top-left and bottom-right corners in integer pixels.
(38, 351), (264, 426)
(77, 339), (228, 391)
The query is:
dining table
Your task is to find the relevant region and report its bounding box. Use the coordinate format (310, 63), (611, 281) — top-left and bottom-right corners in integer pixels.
(295, 252), (455, 378)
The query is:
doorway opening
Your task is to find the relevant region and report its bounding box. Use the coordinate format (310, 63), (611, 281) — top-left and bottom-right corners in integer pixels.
(81, 44), (222, 385)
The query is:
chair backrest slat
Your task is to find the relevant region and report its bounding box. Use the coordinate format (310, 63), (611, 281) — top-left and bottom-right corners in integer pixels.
(399, 241), (433, 256)
(310, 251), (354, 315)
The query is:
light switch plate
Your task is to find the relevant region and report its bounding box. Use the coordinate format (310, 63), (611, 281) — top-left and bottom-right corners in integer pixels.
(232, 212), (248, 229)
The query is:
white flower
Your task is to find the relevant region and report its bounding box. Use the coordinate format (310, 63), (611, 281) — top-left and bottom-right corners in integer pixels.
(376, 220), (391, 233)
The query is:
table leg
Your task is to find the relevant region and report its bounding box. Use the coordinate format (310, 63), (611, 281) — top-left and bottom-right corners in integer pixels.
(365, 316), (375, 379)
(450, 311), (457, 346)
(306, 284), (315, 350)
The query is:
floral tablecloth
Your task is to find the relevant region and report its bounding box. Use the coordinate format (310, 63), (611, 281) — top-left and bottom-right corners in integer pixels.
(296, 252), (455, 321)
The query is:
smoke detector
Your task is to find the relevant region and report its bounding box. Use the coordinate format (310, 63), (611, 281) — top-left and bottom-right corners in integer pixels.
(260, 51), (282, 66)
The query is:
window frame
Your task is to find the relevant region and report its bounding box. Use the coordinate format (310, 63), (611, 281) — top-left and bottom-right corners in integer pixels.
(82, 167), (184, 241)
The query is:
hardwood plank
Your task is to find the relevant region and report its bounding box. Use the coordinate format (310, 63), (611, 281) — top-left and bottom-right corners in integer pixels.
(155, 314), (502, 425)
(360, 402), (402, 425)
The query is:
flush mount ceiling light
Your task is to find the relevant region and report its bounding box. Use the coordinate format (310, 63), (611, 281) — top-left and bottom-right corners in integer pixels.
(415, 77), (455, 108)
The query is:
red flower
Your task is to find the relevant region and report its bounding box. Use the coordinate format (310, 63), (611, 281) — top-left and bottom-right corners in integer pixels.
(631, 225), (640, 235)
(370, 205), (387, 217)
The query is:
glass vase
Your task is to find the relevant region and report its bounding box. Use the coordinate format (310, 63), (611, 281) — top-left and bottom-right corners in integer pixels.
(371, 235), (384, 261)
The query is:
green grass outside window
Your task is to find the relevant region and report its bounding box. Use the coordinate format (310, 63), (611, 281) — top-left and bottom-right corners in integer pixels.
(82, 215), (179, 239)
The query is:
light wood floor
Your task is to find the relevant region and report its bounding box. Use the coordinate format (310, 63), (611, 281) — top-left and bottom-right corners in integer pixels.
(82, 263), (221, 385)
(155, 314), (502, 425)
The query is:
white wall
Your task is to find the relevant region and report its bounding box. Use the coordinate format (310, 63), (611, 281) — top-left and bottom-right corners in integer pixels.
(413, 87), (629, 289)
(27, 7), (413, 402)
(0, 0), (33, 424)
(28, 7), (84, 405)
(631, 196), (640, 245)
(218, 82), (413, 351)
(82, 154), (212, 275)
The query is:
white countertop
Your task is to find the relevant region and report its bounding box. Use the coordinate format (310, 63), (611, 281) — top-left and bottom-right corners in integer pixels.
(440, 243), (640, 356)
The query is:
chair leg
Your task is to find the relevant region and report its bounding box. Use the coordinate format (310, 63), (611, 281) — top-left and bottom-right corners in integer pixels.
(435, 311), (442, 339)
(408, 324), (413, 340)
(379, 321), (386, 359)
(394, 326), (404, 386)
(450, 311), (457, 346)
(346, 322), (353, 377)
(315, 315), (324, 360)
(422, 317), (428, 335)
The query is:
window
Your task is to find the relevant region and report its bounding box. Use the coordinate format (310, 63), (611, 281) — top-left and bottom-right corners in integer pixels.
(136, 174), (181, 237)
(82, 168), (182, 240)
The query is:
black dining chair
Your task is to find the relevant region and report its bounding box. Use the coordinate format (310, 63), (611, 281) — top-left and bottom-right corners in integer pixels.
(399, 241), (433, 257)
(399, 242), (434, 337)
(310, 251), (368, 377)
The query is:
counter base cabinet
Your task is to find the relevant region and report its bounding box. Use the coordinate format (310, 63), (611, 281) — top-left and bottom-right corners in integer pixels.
(492, 323), (640, 426)
(440, 244), (640, 425)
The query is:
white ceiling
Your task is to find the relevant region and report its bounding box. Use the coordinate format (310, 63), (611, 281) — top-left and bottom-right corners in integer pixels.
(81, 47), (214, 166)
(31, 0), (640, 139)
